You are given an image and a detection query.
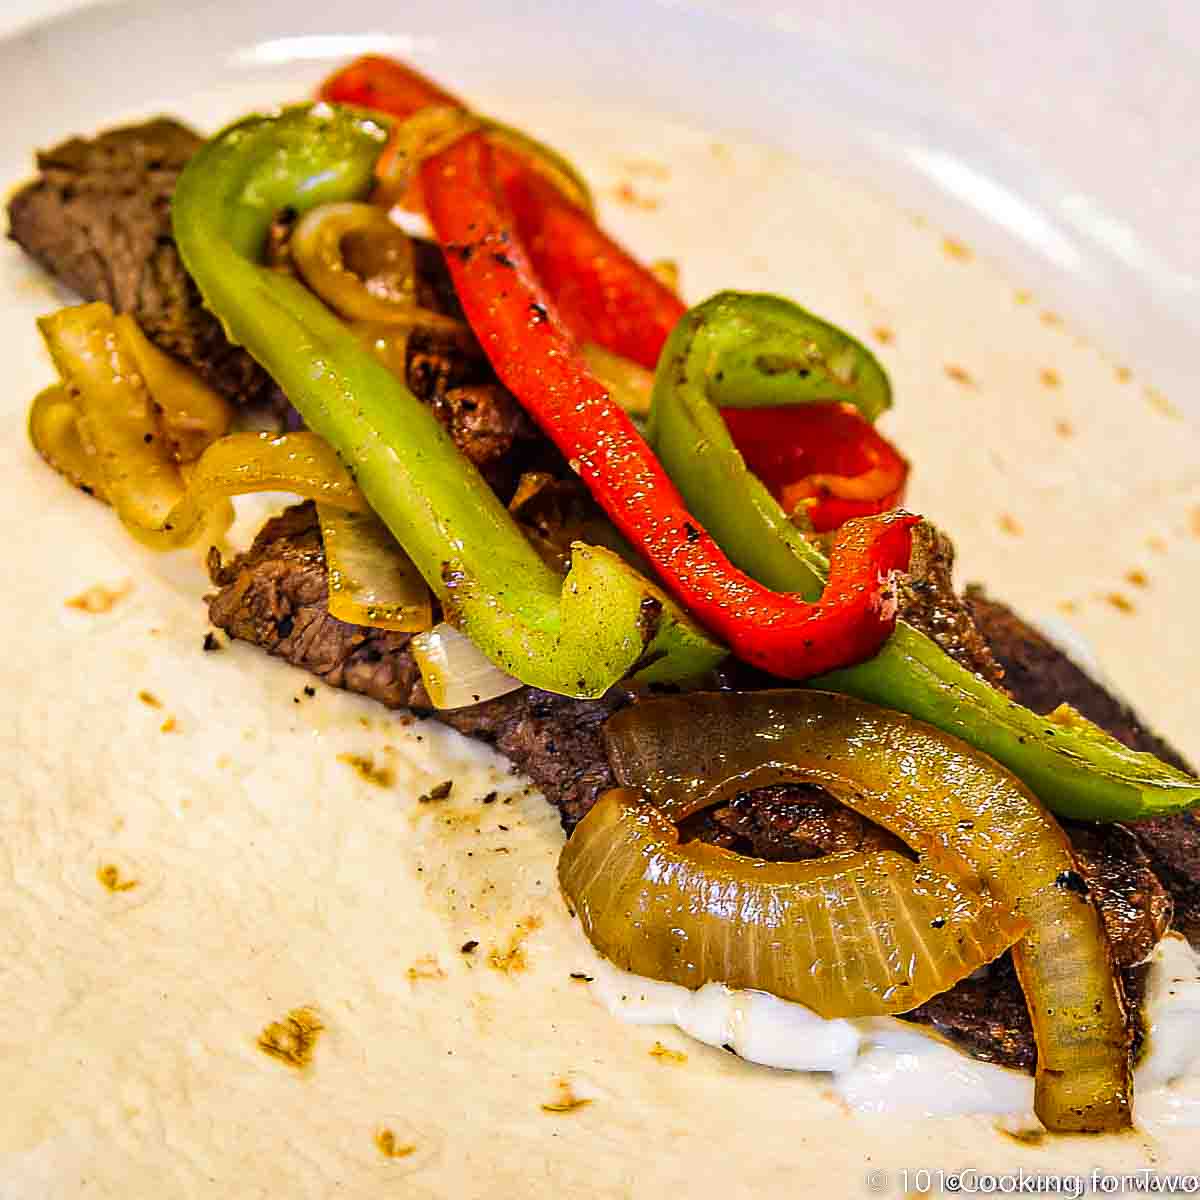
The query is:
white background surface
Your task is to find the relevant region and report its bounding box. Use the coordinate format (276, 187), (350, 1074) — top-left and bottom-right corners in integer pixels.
(6, 0), (1196, 403)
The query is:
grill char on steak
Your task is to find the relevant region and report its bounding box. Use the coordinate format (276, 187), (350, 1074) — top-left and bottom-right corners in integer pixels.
(11, 117), (1199, 1078)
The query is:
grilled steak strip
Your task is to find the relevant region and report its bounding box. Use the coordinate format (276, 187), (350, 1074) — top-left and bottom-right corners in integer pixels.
(7, 120), (278, 406)
(7, 119), (540, 490)
(206, 505), (1185, 940)
(968, 587), (1200, 944)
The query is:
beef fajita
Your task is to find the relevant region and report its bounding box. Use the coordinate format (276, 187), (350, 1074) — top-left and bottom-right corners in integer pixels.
(10, 56), (1200, 1139)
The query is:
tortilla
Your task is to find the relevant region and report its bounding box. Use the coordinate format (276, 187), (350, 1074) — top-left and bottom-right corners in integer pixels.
(3, 81), (1200, 1195)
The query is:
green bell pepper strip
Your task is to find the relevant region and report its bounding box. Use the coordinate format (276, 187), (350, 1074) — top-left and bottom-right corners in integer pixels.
(649, 291), (1200, 820)
(172, 104), (724, 697)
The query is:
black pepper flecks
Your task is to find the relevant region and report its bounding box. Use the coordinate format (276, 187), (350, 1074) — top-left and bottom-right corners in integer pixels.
(1056, 869), (1089, 896)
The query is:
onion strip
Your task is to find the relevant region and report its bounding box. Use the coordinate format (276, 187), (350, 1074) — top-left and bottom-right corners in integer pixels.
(561, 786), (1026, 1018)
(602, 690), (1132, 1133)
(373, 105), (594, 217)
(316, 504), (432, 632)
(291, 201), (462, 330)
(411, 622), (522, 708)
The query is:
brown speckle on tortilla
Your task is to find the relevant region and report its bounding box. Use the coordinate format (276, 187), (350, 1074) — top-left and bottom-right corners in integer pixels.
(541, 1078), (592, 1114)
(338, 753), (395, 788)
(1125, 569), (1149, 589)
(619, 158), (670, 180)
(488, 915), (543, 974)
(872, 326), (894, 345)
(1144, 386), (1178, 418)
(66, 581), (132, 613)
(407, 955), (446, 983)
(97, 864), (138, 893)
(1039, 368), (1061, 388)
(1106, 592), (1135, 614)
(998, 513), (1023, 536)
(257, 1007), (323, 1069)
(612, 181), (659, 211)
(1040, 310), (1062, 327)
(160, 716), (178, 733)
(375, 1128), (416, 1159)
(649, 1041), (688, 1064)
(1053, 418), (1073, 438)
(942, 236), (972, 261)
(944, 364), (973, 386)
(1115, 365), (1132, 383)
(999, 1125), (1047, 1147)
(137, 690), (162, 708)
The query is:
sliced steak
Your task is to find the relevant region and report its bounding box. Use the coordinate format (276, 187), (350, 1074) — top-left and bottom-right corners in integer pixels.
(966, 588), (1191, 771)
(699, 785), (908, 861)
(967, 587), (1200, 944)
(8, 119), (539, 486)
(438, 688), (628, 830)
(205, 502), (620, 825)
(7, 119), (277, 407)
(901, 525), (1006, 688)
(207, 504), (428, 707)
(1067, 823), (1172, 968)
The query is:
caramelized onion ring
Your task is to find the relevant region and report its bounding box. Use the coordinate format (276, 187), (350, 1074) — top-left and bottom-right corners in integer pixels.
(291, 201), (460, 329)
(598, 690), (1131, 1133)
(561, 786), (1026, 1018)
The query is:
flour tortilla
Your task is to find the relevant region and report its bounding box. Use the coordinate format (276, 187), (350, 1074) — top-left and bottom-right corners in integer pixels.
(2, 84), (1200, 1198)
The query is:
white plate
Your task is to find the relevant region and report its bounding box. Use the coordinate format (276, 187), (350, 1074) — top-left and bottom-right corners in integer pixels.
(3, 3), (1199, 1195)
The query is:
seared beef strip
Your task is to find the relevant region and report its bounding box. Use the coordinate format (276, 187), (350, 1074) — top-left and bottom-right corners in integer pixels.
(968, 587), (1200, 945)
(900, 527), (1005, 688)
(7, 119), (539, 490)
(7, 120), (277, 407)
(207, 505), (429, 708)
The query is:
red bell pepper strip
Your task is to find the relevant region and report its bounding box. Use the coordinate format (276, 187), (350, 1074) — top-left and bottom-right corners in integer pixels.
(503, 166), (686, 370)
(420, 132), (916, 679)
(321, 55), (685, 369)
(321, 56), (907, 530)
(319, 54), (459, 116)
(722, 403), (910, 533)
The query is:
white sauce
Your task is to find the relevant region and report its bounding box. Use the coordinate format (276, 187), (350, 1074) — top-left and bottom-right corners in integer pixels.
(589, 935), (1200, 1124)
